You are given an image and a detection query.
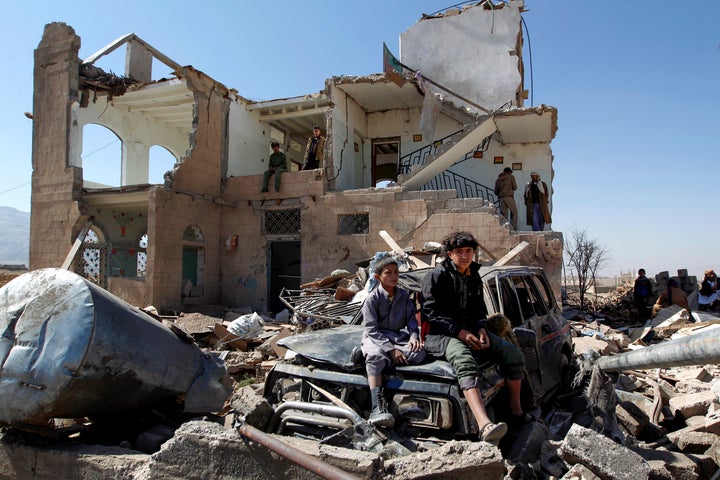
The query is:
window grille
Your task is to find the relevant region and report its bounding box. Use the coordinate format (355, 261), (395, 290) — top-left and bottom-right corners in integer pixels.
(183, 225), (205, 242)
(263, 209), (301, 235)
(337, 213), (369, 235)
(76, 242), (111, 288)
(137, 233), (148, 277)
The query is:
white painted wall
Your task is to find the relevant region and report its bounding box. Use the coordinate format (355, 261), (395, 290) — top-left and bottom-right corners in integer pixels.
(72, 99), (188, 184)
(227, 99), (271, 177)
(450, 140), (553, 231)
(400, 0), (524, 111)
(330, 86), (370, 190)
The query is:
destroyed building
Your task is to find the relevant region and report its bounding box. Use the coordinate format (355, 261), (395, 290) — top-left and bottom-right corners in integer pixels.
(29, 0), (562, 314)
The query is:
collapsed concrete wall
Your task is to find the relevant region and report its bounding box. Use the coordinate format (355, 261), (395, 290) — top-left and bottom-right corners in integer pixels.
(400, 0), (526, 110)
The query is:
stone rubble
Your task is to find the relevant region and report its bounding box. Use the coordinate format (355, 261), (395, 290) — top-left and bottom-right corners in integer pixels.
(2, 269), (720, 479)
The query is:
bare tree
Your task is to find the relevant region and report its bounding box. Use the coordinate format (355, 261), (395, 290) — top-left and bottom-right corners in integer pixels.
(564, 227), (610, 307)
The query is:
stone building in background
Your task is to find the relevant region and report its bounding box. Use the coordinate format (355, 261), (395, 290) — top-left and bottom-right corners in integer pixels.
(29, 0), (562, 313)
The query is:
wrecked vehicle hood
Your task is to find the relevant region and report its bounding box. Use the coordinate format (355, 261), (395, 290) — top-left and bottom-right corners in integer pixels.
(279, 324), (457, 379)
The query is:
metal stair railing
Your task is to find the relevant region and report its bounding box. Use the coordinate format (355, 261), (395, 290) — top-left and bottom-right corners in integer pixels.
(398, 129), (464, 176)
(420, 169), (498, 203)
(398, 127), (497, 204)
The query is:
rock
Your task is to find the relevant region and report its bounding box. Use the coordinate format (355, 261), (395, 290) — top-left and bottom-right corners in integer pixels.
(669, 390), (717, 419)
(229, 385), (274, 430)
(559, 423), (651, 480)
(634, 447), (701, 480)
(383, 440), (504, 480)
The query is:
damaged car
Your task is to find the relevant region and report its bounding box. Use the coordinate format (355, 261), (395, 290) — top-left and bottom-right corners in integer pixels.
(262, 264), (573, 445)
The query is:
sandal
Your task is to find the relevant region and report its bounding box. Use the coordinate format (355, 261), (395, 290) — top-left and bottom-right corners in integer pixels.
(479, 421), (507, 446)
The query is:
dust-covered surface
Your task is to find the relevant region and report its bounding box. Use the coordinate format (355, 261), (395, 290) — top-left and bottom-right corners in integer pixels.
(2, 266), (720, 479)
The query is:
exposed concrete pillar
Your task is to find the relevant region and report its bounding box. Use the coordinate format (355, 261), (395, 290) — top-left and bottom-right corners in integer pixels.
(30, 23), (85, 270)
(126, 38), (152, 83)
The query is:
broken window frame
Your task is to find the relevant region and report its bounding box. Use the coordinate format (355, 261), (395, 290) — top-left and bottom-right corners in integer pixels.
(337, 213), (369, 236)
(494, 273), (551, 326)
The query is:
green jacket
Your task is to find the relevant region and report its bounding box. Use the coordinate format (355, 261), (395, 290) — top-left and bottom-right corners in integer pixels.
(268, 152), (287, 170)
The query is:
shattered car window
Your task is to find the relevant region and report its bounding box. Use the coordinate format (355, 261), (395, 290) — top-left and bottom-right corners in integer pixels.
(527, 273), (555, 314)
(497, 277), (523, 327)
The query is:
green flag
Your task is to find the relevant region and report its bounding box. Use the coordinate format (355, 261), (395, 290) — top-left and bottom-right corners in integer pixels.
(382, 43), (406, 86)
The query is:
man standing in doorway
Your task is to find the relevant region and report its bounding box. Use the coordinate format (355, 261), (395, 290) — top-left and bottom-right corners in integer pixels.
(494, 167), (518, 230)
(524, 171), (551, 231)
(302, 125), (325, 170)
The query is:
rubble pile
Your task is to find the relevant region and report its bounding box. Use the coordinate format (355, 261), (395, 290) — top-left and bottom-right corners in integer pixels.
(172, 270), (720, 479)
(2, 262), (720, 479)
(565, 268), (704, 327)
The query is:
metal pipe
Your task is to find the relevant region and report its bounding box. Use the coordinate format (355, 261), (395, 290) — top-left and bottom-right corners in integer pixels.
(268, 401), (363, 433)
(278, 414), (352, 435)
(237, 422), (362, 480)
(597, 327), (720, 372)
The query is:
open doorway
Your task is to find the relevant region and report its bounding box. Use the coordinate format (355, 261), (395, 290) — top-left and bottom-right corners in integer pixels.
(372, 138), (400, 187)
(267, 240), (301, 314)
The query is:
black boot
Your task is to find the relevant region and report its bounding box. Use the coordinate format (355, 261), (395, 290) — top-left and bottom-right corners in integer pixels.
(369, 387), (394, 427)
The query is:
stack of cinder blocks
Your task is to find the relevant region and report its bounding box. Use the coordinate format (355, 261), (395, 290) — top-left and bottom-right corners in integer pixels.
(654, 269), (698, 295)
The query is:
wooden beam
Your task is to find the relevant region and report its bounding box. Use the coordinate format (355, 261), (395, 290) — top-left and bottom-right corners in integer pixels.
(61, 219), (94, 270)
(379, 230), (431, 269)
(493, 241), (529, 267)
(476, 242), (497, 261)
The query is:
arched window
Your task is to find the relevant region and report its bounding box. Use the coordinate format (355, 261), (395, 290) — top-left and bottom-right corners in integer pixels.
(149, 145), (178, 185)
(79, 226), (109, 286)
(183, 225), (205, 242)
(81, 124), (122, 188)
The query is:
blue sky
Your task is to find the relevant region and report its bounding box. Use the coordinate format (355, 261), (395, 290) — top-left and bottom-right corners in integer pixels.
(1, 1), (718, 280)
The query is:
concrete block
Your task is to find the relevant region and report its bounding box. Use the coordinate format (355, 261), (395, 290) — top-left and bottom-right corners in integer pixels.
(229, 385), (275, 430)
(383, 440), (504, 480)
(616, 402), (648, 437)
(666, 421), (706, 446)
(673, 431), (718, 454)
(688, 453), (718, 480)
(669, 390), (717, 418)
(152, 420), (380, 479)
(559, 423), (651, 480)
(0, 432), (148, 479)
(674, 368), (712, 383)
(704, 437), (720, 467)
(634, 447), (701, 480)
(705, 407), (720, 435)
(571, 336), (617, 356)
